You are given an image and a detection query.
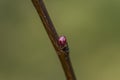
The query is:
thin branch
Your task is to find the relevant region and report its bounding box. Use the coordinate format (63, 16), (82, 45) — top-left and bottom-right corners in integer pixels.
(31, 0), (76, 80)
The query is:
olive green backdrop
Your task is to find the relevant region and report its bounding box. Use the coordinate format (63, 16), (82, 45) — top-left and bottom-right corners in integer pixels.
(0, 0), (120, 80)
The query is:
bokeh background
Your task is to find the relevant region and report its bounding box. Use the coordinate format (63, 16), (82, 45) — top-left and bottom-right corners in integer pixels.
(0, 0), (120, 80)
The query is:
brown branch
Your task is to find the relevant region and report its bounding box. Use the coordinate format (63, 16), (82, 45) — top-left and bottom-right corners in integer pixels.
(31, 0), (76, 80)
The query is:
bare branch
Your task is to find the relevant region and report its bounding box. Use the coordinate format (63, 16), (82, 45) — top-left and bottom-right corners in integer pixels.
(31, 0), (76, 80)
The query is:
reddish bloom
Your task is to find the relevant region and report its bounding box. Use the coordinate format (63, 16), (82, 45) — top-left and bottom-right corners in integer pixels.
(58, 36), (67, 47)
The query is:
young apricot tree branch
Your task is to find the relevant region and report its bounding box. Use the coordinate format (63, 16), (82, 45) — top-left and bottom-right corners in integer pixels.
(31, 0), (76, 80)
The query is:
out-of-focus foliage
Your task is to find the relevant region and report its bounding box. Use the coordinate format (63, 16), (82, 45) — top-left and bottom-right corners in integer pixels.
(0, 0), (120, 80)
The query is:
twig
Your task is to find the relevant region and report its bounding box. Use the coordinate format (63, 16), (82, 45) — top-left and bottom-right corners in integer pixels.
(31, 0), (76, 80)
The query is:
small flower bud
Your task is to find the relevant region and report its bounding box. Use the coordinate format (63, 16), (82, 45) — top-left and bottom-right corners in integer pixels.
(58, 36), (67, 47)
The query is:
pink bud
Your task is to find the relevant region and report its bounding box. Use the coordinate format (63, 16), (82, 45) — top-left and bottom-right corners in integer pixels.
(58, 36), (67, 47)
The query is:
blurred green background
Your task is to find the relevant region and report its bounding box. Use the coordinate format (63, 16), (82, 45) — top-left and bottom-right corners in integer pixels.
(0, 0), (120, 80)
